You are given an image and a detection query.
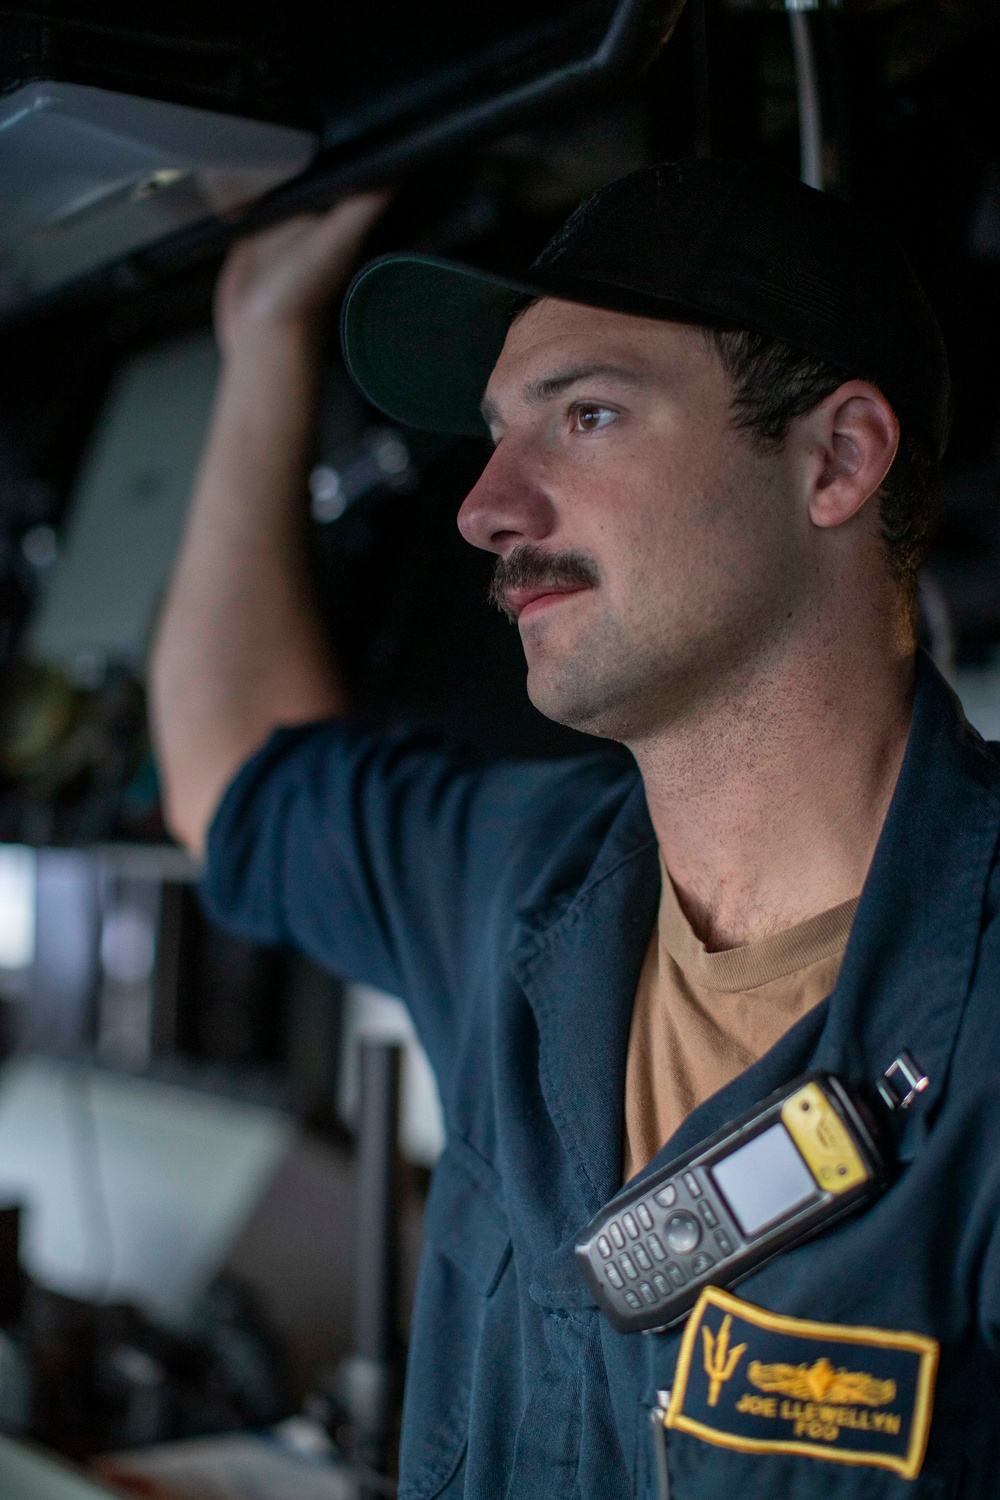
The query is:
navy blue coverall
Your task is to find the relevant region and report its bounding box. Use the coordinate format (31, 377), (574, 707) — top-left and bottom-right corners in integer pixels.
(203, 655), (1000, 1499)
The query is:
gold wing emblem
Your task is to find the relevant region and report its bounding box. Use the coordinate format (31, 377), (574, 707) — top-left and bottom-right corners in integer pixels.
(748, 1356), (896, 1406)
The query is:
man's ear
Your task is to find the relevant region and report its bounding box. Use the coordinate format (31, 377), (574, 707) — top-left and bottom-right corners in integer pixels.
(803, 381), (900, 530)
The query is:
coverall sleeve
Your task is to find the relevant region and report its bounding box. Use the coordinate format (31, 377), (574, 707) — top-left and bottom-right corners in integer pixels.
(201, 718), (614, 1081)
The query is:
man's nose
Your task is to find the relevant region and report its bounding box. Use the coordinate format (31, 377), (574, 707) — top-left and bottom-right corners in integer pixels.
(457, 439), (557, 555)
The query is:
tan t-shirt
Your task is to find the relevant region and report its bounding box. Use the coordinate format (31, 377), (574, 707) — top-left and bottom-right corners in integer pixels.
(622, 869), (857, 1182)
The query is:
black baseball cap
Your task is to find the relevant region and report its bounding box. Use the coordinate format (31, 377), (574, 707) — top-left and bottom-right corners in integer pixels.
(341, 159), (951, 459)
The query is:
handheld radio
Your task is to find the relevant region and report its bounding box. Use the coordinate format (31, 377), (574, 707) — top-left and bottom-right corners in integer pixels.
(576, 1071), (889, 1334)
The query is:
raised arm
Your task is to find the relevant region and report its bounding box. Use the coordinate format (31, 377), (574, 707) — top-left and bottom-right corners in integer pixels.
(150, 193), (389, 856)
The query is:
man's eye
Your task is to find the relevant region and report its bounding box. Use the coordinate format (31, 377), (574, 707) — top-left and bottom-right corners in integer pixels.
(572, 404), (617, 433)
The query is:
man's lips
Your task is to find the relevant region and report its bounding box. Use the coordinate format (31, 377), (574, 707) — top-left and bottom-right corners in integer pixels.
(506, 584), (591, 622)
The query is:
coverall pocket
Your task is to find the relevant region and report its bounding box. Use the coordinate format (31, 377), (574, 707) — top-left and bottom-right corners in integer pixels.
(398, 1137), (512, 1500)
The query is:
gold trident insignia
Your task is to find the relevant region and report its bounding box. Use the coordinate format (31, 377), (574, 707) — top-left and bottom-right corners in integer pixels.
(702, 1314), (748, 1407)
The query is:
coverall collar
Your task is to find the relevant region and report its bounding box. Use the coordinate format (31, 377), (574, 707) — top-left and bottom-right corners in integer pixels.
(510, 651), (1000, 1224)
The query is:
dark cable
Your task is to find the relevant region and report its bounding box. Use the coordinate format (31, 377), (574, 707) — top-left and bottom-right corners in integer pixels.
(789, 8), (823, 190)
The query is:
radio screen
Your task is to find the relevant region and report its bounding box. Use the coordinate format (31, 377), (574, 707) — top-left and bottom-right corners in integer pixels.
(711, 1122), (817, 1235)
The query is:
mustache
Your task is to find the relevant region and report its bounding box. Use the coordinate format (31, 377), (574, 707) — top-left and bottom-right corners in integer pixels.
(488, 544), (600, 622)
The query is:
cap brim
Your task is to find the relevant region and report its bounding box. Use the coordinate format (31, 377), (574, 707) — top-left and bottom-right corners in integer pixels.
(340, 252), (749, 439)
(341, 254), (542, 436)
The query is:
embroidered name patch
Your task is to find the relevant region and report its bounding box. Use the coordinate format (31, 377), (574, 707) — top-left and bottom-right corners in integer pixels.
(665, 1287), (939, 1479)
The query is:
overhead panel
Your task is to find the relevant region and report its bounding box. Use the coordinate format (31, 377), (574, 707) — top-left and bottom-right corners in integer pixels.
(0, 82), (315, 305)
(0, 0), (680, 312)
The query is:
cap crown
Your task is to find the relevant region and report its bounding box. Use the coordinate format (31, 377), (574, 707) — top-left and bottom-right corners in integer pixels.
(528, 161), (950, 456)
(342, 159), (950, 456)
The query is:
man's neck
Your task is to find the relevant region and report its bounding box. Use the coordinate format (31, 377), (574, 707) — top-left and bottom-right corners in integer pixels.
(629, 634), (916, 952)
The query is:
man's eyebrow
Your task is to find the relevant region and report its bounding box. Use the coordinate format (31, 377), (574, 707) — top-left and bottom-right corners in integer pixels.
(479, 362), (653, 426)
(527, 362), (654, 403)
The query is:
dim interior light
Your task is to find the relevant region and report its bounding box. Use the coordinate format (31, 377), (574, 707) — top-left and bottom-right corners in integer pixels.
(0, 845), (35, 970)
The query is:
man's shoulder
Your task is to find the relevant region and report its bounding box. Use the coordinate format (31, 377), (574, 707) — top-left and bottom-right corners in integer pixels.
(206, 714), (643, 891)
(202, 716), (645, 966)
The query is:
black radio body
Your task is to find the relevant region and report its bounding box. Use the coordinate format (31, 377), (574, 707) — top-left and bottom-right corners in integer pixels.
(575, 1072), (888, 1334)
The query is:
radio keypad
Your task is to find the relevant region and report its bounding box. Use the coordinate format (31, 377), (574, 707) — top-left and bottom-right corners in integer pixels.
(594, 1164), (740, 1317)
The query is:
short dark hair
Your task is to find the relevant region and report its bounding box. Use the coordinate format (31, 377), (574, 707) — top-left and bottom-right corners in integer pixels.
(704, 328), (939, 603)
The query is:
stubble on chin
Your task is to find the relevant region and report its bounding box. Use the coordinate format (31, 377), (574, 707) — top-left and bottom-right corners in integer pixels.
(523, 597), (781, 746)
(522, 607), (671, 741)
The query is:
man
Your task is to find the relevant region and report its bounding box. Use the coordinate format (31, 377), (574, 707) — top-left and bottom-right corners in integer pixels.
(151, 161), (1000, 1498)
